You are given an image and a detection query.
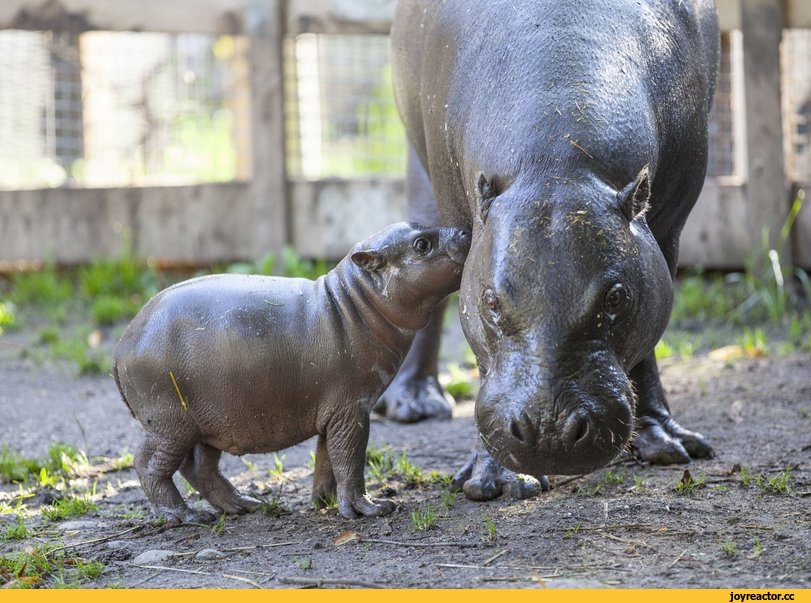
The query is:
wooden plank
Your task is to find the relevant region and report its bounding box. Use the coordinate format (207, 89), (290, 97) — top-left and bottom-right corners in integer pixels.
(787, 0), (811, 28)
(740, 0), (791, 265)
(247, 0), (288, 258)
(286, 0), (395, 35)
(291, 178), (405, 259)
(793, 188), (811, 269)
(716, 0), (741, 31)
(0, 0), (246, 34)
(679, 181), (750, 268)
(0, 183), (253, 266)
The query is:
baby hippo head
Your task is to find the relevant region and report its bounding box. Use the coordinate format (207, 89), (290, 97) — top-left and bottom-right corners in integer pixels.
(350, 222), (471, 328)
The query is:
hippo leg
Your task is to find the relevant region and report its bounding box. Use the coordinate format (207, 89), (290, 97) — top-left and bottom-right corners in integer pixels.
(135, 433), (214, 525)
(630, 353), (713, 463)
(179, 443), (261, 515)
(327, 410), (396, 519)
(375, 143), (454, 423)
(451, 448), (549, 501)
(312, 434), (338, 508)
(376, 298), (454, 422)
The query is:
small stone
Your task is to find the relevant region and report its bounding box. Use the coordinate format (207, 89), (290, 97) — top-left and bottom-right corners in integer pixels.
(132, 550), (177, 565)
(195, 548), (226, 561)
(105, 540), (131, 550)
(59, 520), (102, 531)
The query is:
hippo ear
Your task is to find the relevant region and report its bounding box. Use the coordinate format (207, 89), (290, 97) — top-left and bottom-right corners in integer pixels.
(351, 250), (385, 272)
(617, 165), (651, 222)
(476, 172), (497, 224)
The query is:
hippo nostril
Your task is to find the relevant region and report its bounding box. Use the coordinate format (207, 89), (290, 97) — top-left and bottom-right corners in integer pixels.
(509, 411), (536, 445)
(563, 413), (591, 447)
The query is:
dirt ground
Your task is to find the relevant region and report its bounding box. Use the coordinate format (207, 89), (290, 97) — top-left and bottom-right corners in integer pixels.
(0, 318), (809, 589)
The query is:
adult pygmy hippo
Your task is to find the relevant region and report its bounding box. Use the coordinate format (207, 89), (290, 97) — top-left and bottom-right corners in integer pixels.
(385, 0), (719, 498)
(114, 222), (470, 522)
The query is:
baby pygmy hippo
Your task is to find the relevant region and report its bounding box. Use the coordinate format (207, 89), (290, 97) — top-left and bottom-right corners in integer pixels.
(114, 222), (470, 523)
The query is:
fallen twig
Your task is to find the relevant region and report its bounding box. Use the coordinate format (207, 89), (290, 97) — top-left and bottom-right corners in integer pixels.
(133, 565), (210, 575)
(362, 538), (478, 548)
(49, 525), (144, 553)
(222, 573), (263, 589)
(599, 532), (657, 552)
(482, 549), (508, 566)
(668, 549), (689, 569)
(280, 576), (385, 589)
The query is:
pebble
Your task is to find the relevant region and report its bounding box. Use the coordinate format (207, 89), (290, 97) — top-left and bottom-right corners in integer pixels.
(195, 548), (227, 561)
(132, 550), (177, 565)
(59, 520), (103, 531)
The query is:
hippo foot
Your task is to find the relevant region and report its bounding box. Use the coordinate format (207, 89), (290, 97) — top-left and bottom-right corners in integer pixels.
(156, 506), (218, 526)
(338, 494), (396, 519)
(632, 415), (713, 464)
(375, 375), (453, 423)
(450, 450), (550, 501)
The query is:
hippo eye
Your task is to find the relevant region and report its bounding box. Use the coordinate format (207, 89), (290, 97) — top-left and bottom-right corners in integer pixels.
(413, 237), (432, 254)
(604, 283), (628, 316)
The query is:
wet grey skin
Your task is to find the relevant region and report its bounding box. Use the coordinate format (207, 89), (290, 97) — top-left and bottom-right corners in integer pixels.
(388, 0), (718, 499)
(114, 222), (470, 523)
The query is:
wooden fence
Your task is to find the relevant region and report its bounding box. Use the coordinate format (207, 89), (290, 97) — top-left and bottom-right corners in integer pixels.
(0, 0), (809, 269)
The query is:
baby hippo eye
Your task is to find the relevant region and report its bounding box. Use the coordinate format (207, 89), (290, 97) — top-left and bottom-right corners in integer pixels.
(413, 236), (432, 254)
(604, 283), (628, 316)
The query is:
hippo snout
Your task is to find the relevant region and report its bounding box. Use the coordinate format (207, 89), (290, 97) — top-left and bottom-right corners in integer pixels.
(477, 386), (634, 477)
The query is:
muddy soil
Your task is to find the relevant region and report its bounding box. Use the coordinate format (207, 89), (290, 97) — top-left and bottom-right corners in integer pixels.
(0, 322), (809, 589)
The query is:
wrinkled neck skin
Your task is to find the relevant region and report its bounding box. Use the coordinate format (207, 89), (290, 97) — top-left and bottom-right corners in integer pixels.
(323, 260), (432, 360)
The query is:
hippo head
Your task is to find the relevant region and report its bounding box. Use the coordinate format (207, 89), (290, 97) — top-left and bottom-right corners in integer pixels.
(351, 222), (471, 329)
(459, 167), (673, 476)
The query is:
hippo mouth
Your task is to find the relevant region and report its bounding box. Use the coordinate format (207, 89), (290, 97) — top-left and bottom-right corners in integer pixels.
(476, 391), (635, 477)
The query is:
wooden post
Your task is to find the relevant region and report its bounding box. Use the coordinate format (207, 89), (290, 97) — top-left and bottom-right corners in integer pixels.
(740, 0), (791, 265)
(247, 0), (288, 258)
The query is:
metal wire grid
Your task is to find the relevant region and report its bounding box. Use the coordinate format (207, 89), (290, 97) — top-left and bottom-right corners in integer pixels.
(284, 33), (406, 179)
(782, 29), (811, 186)
(0, 30), (243, 190)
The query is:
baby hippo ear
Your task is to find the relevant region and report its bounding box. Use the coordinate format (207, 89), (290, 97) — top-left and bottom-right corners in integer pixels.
(617, 165), (651, 222)
(351, 249), (386, 272)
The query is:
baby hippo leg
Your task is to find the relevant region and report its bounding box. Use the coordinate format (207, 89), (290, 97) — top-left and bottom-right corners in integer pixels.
(136, 433), (214, 524)
(312, 434), (338, 508)
(326, 409), (396, 519)
(179, 443), (261, 515)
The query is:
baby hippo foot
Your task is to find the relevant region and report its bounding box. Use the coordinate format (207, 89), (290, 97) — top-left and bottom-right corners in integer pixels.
(632, 415), (714, 465)
(451, 449), (550, 501)
(179, 444), (262, 515)
(376, 375), (454, 423)
(337, 490), (396, 520)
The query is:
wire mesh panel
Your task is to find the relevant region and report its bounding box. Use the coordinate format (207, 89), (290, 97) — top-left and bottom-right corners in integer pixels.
(782, 29), (811, 187)
(284, 33), (406, 179)
(0, 30), (248, 190)
(707, 31), (740, 179)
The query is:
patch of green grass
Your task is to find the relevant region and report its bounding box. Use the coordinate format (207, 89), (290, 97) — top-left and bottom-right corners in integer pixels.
(38, 326), (60, 345)
(1, 517), (30, 541)
(0, 542), (103, 589)
(760, 468), (792, 495)
(721, 541), (738, 559)
(0, 443), (88, 485)
(441, 362), (477, 399)
(579, 469), (625, 496)
(295, 555), (312, 570)
(564, 522), (582, 540)
(111, 453), (134, 471)
(738, 327), (769, 357)
(41, 495), (98, 521)
(482, 513), (496, 543)
(428, 471), (452, 487)
(211, 513), (227, 536)
(268, 453), (285, 482)
(675, 470), (706, 495)
(395, 452), (424, 487)
(306, 451), (317, 471)
(91, 296), (133, 325)
(10, 267), (73, 307)
(410, 503), (437, 531)
(0, 447), (43, 483)
(752, 536), (764, 559)
(257, 498), (290, 517)
(366, 446), (395, 482)
(633, 475), (645, 494)
(654, 339), (674, 361)
(0, 301), (16, 334)
(440, 488), (457, 512)
(118, 509), (144, 521)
